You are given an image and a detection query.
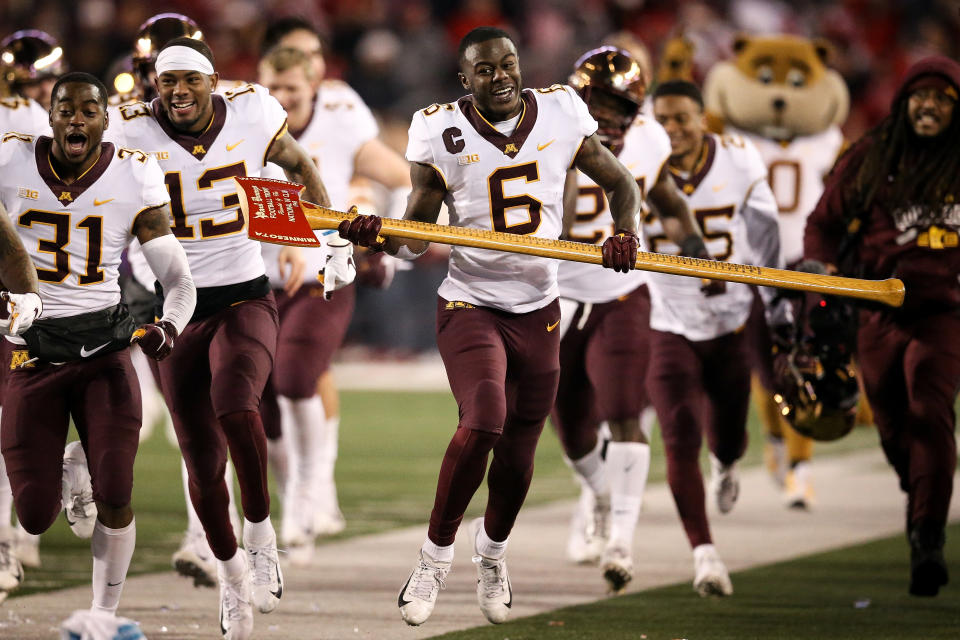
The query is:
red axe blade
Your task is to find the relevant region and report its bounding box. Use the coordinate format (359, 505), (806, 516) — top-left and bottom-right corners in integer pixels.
(234, 176), (323, 247)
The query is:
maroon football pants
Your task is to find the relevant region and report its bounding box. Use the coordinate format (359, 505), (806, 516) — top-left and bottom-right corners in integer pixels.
(857, 309), (960, 532)
(646, 328), (751, 549)
(157, 296), (278, 560)
(552, 285), (652, 459)
(1, 350), (141, 534)
(428, 298), (561, 545)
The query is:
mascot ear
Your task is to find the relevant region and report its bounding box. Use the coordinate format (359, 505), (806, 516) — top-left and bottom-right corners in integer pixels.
(813, 38), (833, 65)
(732, 34), (750, 55)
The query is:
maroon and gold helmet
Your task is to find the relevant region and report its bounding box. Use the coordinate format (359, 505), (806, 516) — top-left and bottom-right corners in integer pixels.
(569, 46), (647, 154)
(0, 30), (66, 88)
(133, 13), (203, 99)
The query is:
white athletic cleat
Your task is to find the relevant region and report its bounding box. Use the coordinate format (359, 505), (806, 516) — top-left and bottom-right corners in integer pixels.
(173, 529), (217, 588)
(281, 495), (317, 567)
(61, 441), (96, 538)
(693, 544), (733, 597)
(708, 454), (739, 515)
(218, 558), (254, 640)
(0, 537), (24, 594)
(566, 483), (608, 565)
(397, 549), (450, 626)
(469, 518), (512, 624)
(600, 540), (633, 594)
(246, 539), (283, 613)
(13, 526), (40, 568)
(783, 461), (815, 510)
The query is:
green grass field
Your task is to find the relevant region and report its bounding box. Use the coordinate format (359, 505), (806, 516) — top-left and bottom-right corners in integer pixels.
(13, 389), (879, 598)
(433, 522), (960, 640)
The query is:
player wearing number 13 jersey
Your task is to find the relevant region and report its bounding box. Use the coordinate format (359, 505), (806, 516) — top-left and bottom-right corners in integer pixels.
(105, 37), (331, 639)
(339, 27), (655, 627)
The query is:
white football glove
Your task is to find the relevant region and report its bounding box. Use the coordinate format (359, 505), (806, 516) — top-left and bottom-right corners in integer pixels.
(318, 237), (357, 300)
(2, 291), (42, 335)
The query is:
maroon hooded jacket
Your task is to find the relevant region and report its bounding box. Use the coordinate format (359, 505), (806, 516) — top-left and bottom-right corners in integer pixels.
(804, 56), (960, 313)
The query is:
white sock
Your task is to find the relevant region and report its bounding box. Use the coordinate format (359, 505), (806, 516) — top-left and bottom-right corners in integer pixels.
(181, 459), (203, 536)
(267, 436), (288, 508)
(316, 415), (340, 487)
(243, 516), (276, 548)
(91, 519), (136, 615)
(224, 462), (241, 535)
(0, 438), (13, 528)
(279, 395), (324, 505)
(421, 538), (454, 563)
(568, 436), (608, 497)
(217, 548), (245, 581)
(475, 521), (508, 559)
(639, 406), (657, 442)
(606, 442), (650, 546)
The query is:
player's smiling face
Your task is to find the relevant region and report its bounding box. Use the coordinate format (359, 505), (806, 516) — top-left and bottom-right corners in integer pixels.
(908, 87), (955, 138)
(260, 65), (313, 131)
(654, 94), (707, 168)
(459, 38), (523, 121)
(50, 82), (107, 170)
(157, 69), (219, 134)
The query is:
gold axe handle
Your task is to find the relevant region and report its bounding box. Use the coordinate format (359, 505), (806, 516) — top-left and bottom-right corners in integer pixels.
(299, 201), (904, 308)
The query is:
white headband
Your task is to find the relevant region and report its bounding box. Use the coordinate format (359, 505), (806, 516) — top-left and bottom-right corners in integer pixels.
(155, 45), (215, 76)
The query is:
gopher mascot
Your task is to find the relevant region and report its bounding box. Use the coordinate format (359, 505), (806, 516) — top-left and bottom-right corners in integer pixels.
(703, 34), (858, 510)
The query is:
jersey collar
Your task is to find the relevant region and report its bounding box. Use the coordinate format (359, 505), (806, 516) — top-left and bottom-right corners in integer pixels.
(36, 136), (115, 207)
(669, 135), (716, 195)
(458, 89), (538, 159)
(151, 94), (227, 161)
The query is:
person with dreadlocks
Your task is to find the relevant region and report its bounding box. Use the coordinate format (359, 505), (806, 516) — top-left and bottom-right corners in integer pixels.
(805, 55), (960, 598)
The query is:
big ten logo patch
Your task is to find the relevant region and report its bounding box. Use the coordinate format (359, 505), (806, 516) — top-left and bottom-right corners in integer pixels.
(17, 187), (38, 200)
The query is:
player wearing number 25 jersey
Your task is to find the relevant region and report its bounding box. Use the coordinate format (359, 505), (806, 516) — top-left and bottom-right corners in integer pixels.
(0, 73), (195, 618)
(105, 37), (331, 638)
(339, 27), (647, 627)
(645, 80), (785, 598)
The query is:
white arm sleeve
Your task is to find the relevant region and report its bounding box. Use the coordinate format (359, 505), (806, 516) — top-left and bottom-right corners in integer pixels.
(139, 234), (196, 334)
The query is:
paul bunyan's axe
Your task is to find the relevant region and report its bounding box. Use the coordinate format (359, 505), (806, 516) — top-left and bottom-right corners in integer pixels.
(234, 176), (905, 307)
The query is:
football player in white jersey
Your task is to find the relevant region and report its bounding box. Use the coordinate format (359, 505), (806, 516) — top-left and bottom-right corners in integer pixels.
(647, 80), (786, 598)
(0, 72), (195, 618)
(555, 46), (707, 594)
(0, 78), (50, 579)
(257, 39), (411, 562)
(106, 38), (330, 639)
(341, 26), (699, 627)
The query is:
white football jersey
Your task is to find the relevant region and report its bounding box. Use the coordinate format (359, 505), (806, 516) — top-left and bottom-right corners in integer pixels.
(262, 80), (379, 288)
(643, 133), (777, 341)
(558, 116), (670, 303)
(0, 135), (169, 318)
(0, 96), (50, 137)
(106, 83), (287, 287)
(738, 126), (844, 264)
(406, 85), (597, 313)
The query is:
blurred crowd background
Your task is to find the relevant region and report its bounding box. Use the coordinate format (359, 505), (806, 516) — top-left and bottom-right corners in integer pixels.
(1, 0), (957, 355)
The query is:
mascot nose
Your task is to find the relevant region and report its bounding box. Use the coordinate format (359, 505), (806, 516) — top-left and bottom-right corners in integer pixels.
(772, 97), (786, 112)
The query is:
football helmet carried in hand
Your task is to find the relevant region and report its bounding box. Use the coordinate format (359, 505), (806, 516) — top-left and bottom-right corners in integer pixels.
(772, 293), (859, 441)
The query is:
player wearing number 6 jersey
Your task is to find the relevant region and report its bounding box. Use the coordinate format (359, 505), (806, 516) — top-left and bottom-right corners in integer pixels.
(339, 27), (699, 627)
(106, 37), (329, 640)
(646, 80), (787, 598)
(0, 72), (195, 621)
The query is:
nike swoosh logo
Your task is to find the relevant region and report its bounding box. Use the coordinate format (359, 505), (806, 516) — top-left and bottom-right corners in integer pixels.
(226, 139), (245, 151)
(546, 319), (561, 332)
(712, 182), (727, 192)
(80, 342), (110, 358)
(94, 198), (114, 206)
(270, 564), (282, 599)
(107, 581), (123, 587)
(537, 139), (555, 151)
(505, 581), (512, 608)
(398, 573), (414, 607)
